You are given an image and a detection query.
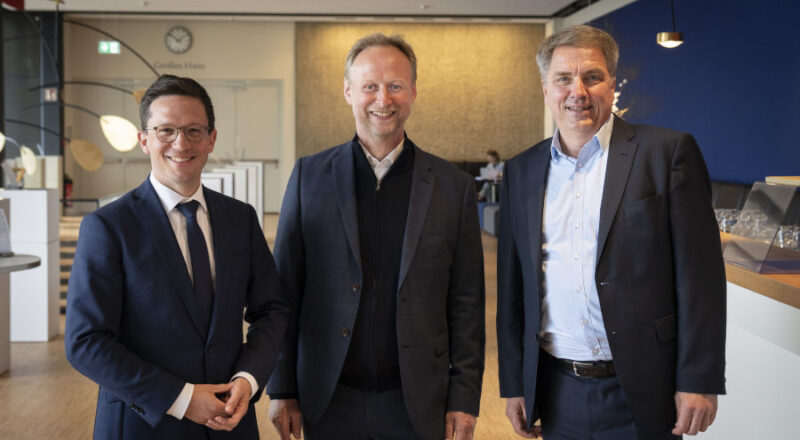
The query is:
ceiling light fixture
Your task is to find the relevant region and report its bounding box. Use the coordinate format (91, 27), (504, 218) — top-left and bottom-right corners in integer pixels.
(21, 102), (139, 153)
(657, 0), (684, 48)
(4, 119), (105, 172)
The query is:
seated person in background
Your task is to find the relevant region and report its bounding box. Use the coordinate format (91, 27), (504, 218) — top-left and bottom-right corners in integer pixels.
(478, 149), (504, 201)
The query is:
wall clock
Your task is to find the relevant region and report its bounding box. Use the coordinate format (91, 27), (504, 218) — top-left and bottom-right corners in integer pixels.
(165, 26), (192, 54)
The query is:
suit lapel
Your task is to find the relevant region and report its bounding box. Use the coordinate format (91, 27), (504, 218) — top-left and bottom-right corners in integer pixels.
(205, 187), (225, 342)
(596, 117), (638, 263)
(525, 145), (552, 278)
(132, 180), (207, 340)
(397, 142), (434, 292)
(332, 142), (363, 274)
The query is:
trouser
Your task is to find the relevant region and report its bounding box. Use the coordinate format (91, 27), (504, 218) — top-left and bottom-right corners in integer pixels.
(538, 350), (680, 440)
(304, 384), (419, 440)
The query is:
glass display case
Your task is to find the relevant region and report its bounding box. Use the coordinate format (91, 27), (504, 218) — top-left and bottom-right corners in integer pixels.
(722, 181), (800, 273)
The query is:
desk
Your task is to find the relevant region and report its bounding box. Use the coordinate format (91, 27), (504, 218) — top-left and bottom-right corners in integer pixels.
(0, 254), (41, 374)
(698, 233), (800, 438)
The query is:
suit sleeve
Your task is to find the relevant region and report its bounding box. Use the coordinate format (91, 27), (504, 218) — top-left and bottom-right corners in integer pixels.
(496, 160), (526, 398)
(64, 213), (185, 428)
(668, 134), (727, 394)
(266, 159), (306, 398)
(445, 174), (486, 416)
(233, 203), (290, 399)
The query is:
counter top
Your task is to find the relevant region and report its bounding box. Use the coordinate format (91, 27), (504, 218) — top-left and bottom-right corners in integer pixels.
(721, 233), (800, 309)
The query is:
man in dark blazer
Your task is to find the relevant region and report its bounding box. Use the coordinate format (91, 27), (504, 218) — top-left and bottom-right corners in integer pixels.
(267, 34), (485, 440)
(497, 26), (726, 439)
(65, 75), (289, 439)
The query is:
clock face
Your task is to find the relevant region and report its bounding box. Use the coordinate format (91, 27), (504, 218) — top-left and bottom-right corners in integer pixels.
(165, 26), (192, 54)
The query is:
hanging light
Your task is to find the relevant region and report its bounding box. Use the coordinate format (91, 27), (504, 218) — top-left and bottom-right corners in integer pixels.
(99, 115), (139, 152)
(68, 139), (105, 172)
(657, 0), (684, 48)
(21, 103), (140, 153)
(0, 131), (6, 153)
(19, 146), (38, 176)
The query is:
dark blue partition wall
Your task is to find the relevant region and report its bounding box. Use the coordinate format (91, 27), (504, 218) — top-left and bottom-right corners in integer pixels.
(589, 0), (800, 183)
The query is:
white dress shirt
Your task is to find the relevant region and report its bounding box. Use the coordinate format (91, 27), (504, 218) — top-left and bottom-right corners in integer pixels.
(148, 174), (258, 419)
(540, 116), (615, 362)
(360, 139), (404, 182)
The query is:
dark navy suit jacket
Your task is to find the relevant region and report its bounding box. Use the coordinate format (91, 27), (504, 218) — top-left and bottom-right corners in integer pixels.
(497, 117), (727, 431)
(266, 137), (485, 440)
(65, 179), (289, 439)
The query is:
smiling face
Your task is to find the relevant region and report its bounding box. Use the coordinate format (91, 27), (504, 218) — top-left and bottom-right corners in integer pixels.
(138, 95), (216, 196)
(344, 45), (416, 153)
(543, 45), (615, 151)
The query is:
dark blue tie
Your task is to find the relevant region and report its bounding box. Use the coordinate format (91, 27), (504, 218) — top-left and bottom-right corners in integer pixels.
(177, 200), (213, 330)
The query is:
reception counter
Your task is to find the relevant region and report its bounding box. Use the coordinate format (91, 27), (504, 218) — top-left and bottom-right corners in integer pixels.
(699, 234), (800, 439)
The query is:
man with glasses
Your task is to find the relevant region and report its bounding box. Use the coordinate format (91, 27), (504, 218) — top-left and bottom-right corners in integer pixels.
(65, 74), (289, 438)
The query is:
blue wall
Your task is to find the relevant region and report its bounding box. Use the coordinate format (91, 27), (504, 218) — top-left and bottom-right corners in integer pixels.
(590, 0), (800, 183)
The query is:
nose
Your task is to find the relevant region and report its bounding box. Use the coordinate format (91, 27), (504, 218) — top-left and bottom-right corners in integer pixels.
(375, 86), (390, 106)
(172, 128), (191, 149)
(570, 78), (588, 98)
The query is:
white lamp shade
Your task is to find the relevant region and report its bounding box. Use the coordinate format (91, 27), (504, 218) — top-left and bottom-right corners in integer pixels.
(69, 139), (104, 172)
(100, 115), (139, 152)
(0, 131), (5, 153)
(19, 146), (38, 175)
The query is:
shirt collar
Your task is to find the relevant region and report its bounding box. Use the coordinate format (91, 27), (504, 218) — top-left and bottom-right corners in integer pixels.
(359, 138), (404, 170)
(149, 173), (208, 214)
(550, 114), (615, 161)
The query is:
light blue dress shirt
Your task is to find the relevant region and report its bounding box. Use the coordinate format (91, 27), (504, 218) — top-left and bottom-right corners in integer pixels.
(540, 116), (614, 362)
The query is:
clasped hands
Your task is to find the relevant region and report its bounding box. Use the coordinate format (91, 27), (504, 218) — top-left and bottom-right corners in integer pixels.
(185, 377), (252, 431)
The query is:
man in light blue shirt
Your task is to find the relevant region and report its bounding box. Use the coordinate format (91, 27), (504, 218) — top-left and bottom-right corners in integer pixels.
(497, 25), (726, 440)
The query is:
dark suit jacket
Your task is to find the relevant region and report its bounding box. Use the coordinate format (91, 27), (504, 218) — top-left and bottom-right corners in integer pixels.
(266, 137), (485, 440)
(65, 179), (289, 439)
(497, 117), (726, 431)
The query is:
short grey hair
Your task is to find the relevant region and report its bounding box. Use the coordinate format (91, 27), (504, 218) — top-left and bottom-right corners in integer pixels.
(536, 25), (619, 79)
(344, 33), (417, 83)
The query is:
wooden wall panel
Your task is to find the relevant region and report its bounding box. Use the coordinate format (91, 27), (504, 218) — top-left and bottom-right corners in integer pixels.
(295, 22), (545, 161)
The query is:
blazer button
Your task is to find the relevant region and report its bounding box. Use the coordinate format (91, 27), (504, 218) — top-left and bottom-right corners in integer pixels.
(352, 283), (359, 292)
(341, 328), (351, 337)
(207, 345), (214, 353)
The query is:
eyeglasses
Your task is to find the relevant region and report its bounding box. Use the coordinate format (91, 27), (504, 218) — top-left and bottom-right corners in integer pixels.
(144, 124), (211, 143)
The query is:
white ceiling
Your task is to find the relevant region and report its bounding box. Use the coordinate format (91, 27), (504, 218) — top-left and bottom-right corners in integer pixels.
(23, 0), (582, 18)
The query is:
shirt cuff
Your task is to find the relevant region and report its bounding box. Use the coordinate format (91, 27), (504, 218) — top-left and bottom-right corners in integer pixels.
(166, 383), (194, 420)
(231, 372), (259, 398)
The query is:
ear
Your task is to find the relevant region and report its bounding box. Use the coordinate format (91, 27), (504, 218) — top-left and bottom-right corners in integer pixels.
(344, 78), (352, 105)
(410, 82), (417, 103)
(541, 80), (548, 97)
(207, 129), (217, 154)
(138, 130), (150, 154)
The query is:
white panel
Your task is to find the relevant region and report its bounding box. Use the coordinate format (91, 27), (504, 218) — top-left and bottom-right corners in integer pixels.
(236, 83), (282, 160)
(213, 167), (247, 203)
(0, 273), (9, 373)
(9, 241), (59, 341)
(694, 283), (800, 439)
(234, 161), (264, 216)
(3, 189), (59, 242)
(201, 176), (224, 193)
(225, 165), (258, 215)
(202, 171), (234, 197)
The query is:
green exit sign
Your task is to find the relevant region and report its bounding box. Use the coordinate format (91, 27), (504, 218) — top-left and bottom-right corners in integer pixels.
(98, 40), (121, 54)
